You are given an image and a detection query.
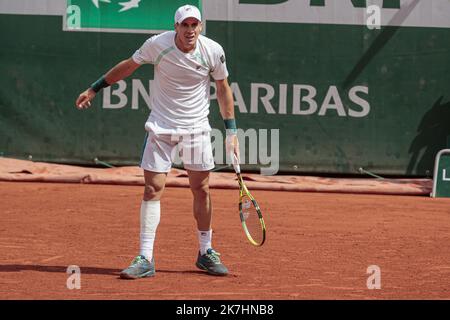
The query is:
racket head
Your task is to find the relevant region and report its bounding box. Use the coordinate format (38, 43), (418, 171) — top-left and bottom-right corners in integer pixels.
(238, 176), (266, 246)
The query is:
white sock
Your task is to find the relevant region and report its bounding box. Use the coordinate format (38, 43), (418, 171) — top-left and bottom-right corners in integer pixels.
(140, 200), (160, 260)
(197, 229), (212, 255)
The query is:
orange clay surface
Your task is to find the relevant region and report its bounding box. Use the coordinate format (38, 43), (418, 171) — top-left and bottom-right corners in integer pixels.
(0, 181), (450, 300)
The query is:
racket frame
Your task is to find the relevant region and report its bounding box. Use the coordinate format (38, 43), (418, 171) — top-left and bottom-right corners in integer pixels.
(235, 167), (266, 246)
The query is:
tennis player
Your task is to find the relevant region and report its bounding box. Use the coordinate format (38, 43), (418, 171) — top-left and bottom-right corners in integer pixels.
(75, 4), (239, 278)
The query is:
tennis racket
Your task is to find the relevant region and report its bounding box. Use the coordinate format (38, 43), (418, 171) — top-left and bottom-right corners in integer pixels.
(232, 154), (266, 246)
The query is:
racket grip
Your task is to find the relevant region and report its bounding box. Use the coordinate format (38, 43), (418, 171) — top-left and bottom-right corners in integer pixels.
(232, 153), (241, 174)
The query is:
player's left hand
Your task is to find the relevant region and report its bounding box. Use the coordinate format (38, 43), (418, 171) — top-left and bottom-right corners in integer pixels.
(225, 133), (240, 165)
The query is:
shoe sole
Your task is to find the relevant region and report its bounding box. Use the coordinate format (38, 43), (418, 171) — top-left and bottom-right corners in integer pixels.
(196, 262), (228, 276)
(119, 270), (155, 280)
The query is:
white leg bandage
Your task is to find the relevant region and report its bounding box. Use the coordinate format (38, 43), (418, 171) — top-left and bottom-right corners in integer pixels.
(140, 200), (161, 260)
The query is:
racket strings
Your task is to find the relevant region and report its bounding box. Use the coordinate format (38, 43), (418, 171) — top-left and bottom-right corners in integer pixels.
(241, 196), (264, 245)
(237, 174), (266, 246)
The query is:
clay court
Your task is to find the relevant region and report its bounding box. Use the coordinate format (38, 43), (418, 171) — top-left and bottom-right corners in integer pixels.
(1, 180), (450, 300)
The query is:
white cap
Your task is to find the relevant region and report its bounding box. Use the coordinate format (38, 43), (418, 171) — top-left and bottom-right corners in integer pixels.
(174, 5), (202, 24)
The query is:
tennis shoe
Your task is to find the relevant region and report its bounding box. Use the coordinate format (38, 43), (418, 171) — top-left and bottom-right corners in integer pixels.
(120, 255), (155, 279)
(196, 248), (228, 276)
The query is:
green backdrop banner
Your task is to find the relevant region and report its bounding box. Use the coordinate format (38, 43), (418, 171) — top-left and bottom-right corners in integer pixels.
(65, 0), (202, 33)
(1, 1), (449, 176)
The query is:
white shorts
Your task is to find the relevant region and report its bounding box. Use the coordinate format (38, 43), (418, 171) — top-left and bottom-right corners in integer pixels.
(140, 130), (215, 173)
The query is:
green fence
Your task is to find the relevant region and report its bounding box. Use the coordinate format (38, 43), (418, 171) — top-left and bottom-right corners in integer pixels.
(1, 0), (449, 176)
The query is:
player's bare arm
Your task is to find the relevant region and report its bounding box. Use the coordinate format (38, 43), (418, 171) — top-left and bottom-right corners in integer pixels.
(75, 58), (141, 109)
(216, 78), (240, 159)
(216, 78), (234, 119)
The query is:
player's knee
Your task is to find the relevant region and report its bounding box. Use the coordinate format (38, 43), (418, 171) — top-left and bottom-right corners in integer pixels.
(143, 183), (164, 201)
(191, 183), (210, 199)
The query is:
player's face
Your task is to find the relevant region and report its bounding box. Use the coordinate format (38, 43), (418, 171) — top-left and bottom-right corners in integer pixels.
(175, 17), (202, 52)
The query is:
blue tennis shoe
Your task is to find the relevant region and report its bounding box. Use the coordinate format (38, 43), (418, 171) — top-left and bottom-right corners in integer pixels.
(120, 255), (155, 279)
(196, 248), (228, 276)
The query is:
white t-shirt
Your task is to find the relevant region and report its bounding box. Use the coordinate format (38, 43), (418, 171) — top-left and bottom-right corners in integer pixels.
(132, 31), (229, 134)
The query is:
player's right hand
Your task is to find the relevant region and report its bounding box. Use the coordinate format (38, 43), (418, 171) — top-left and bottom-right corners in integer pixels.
(75, 88), (96, 109)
